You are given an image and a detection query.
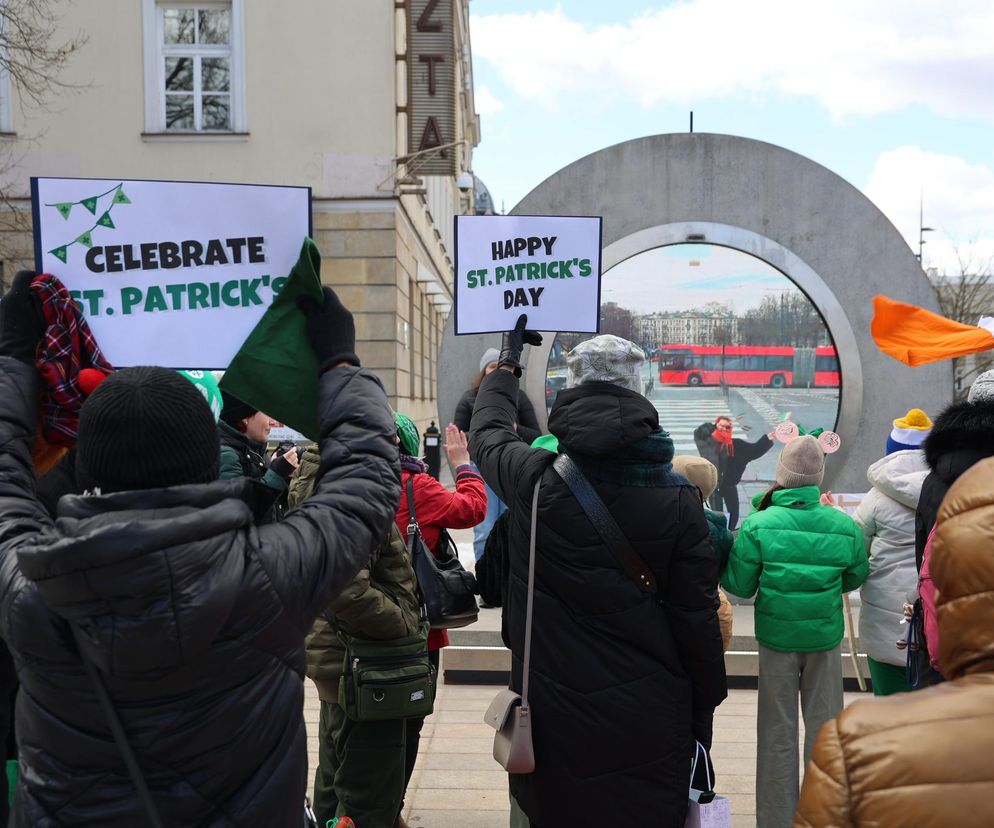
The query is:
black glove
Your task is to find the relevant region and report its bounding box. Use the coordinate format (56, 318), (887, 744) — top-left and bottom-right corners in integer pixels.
(498, 313), (542, 378)
(0, 270), (45, 365)
(297, 286), (359, 371)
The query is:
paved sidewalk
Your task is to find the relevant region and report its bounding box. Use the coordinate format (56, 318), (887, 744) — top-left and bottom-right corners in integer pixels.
(304, 669), (860, 828)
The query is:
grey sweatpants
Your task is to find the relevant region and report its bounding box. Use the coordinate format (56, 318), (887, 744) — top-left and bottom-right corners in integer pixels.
(756, 644), (843, 828)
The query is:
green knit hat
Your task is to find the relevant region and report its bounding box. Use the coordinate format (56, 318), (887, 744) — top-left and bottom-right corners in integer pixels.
(178, 369), (223, 423)
(395, 412), (421, 457)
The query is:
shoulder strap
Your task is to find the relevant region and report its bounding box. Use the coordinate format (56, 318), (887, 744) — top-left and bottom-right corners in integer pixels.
(521, 476), (541, 709)
(73, 634), (166, 828)
(552, 454), (656, 593)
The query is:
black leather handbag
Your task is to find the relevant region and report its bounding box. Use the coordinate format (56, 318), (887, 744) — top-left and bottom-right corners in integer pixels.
(405, 478), (479, 629)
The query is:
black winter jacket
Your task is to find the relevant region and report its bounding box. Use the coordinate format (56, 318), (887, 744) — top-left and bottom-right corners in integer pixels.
(0, 358), (399, 827)
(470, 371), (727, 828)
(916, 399), (994, 569)
(693, 421), (772, 488)
(454, 385), (541, 449)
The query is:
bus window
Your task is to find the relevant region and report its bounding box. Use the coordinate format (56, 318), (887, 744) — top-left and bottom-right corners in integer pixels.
(815, 355), (839, 372)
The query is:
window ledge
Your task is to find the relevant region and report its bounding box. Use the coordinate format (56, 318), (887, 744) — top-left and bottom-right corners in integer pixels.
(0, 132), (17, 141)
(141, 131), (250, 143)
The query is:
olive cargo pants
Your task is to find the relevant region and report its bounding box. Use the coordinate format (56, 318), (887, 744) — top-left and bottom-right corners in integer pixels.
(313, 700), (407, 828)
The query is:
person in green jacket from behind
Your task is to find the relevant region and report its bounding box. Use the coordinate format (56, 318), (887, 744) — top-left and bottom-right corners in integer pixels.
(721, 435), (867, 828)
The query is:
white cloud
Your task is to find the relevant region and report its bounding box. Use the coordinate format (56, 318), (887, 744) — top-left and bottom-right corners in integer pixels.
(864, 146), (994, 272)
(474, 84), (504, 116)
(471, 1), (994, 121)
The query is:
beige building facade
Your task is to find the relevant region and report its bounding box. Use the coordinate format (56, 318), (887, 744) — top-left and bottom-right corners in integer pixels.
(0, 0), (480, 430)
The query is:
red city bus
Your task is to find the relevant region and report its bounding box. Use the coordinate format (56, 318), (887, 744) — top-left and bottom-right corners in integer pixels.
(813, 345), (840, 387)
(657, 344), (839, 388)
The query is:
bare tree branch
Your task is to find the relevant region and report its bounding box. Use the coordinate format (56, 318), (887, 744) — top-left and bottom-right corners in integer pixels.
(0, 0), (87, 109)
(928, 239), (994, 400)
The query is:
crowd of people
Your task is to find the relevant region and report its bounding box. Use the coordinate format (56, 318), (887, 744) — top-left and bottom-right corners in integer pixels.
(0, 265), (991, 828)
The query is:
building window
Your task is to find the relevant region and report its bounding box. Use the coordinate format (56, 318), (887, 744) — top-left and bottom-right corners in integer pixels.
(142, 0), (245, 133)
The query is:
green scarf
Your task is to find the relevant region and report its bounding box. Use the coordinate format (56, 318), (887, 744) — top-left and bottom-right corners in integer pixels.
(572, 429), (681, 488)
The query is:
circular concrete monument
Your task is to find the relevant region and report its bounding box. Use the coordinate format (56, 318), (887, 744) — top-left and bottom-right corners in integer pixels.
(439, 133), (949, 492)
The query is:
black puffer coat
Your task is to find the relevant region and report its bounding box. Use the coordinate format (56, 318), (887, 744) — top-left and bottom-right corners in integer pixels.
(0, 358), (399, 827)
(916, 399), (994, 569)
(470, 370), (727, 828)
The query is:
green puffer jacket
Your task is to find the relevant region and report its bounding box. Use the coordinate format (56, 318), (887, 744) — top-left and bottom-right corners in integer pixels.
(721, 486), (868, 653)
(291, 446), (420, 703)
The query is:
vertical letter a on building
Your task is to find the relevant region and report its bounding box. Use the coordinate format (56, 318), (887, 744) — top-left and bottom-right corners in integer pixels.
(419, 116), (447, 157)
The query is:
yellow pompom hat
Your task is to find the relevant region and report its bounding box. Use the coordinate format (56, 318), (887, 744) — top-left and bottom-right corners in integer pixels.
(887, 408), (933, 453)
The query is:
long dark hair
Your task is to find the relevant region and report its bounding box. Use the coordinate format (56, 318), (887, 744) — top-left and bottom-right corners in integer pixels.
(756, 484), (786, 511)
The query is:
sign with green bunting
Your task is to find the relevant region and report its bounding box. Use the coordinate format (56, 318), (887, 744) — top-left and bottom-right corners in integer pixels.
(31, 176), (312, 368)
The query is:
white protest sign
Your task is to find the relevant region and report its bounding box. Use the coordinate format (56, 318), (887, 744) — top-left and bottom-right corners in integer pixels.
(31, 177), (311, 368)
(454, 214), (602, 334)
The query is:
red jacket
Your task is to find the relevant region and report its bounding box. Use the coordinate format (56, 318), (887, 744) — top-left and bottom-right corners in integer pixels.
(396, 465), (487, 650)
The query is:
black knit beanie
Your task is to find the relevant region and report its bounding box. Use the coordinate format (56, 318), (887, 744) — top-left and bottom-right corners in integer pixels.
(219, 390), (258, 428)
(76, 366), (220, 493)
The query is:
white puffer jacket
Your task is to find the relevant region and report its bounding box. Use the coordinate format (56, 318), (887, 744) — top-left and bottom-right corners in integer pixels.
(855, 449), (928, 666)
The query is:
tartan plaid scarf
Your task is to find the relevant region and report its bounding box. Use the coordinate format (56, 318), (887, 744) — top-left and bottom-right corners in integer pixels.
(31, 274), (113, 446)
(571, 429), (682, 489)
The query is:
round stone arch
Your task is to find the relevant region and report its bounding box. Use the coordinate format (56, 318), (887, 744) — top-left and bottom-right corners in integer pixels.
(439, 133), (949, 492)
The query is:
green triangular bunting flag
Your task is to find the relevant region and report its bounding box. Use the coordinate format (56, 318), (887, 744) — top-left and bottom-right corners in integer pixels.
(221, 238), (323, 440)
(81, 197), (98, 214)
(76, 231), (93, 248)
(49, 246), (68, 263)
(54, 203), (72, 220)
(97, 211), (115, 229)
(113, 187), (131, 205)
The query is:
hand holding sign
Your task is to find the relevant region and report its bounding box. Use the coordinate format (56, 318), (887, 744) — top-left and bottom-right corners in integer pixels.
(296, 286), (359, 371)
(0, 270), (45, 365)
(498, 313), (543, 377)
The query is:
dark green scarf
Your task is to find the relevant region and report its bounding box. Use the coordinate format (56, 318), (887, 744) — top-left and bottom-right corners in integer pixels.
(572, 429), (682, 488)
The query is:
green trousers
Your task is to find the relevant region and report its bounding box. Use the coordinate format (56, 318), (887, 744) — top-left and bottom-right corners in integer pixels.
(868, 657), (912, 696)
(313, 700), (407, 828)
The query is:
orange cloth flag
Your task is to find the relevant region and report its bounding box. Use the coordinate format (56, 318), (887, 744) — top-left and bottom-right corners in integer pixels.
(871, 295), (994, 367)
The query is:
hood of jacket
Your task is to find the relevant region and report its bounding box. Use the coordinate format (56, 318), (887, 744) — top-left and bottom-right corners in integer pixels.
(16, 479), (255, 678)
(923, 400), (994, 484)
(547, 382), (658, 458)
(865, 449), (928, 509)
(932, 456), (994, 679)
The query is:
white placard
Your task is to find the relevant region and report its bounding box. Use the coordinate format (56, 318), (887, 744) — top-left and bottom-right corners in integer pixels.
(454, 215), (602, 334)
(31, 177), (311, 368)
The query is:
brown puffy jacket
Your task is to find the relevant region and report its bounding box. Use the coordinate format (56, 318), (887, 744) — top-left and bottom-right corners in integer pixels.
(794, 457), (994, 827)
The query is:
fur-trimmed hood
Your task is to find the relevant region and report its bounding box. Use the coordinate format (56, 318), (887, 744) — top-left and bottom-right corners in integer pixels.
(923, 400), (994, 483)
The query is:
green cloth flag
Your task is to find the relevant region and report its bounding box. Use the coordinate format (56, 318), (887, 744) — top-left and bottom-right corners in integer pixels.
(54, 202), (72, 219)
(220, 237), (324, 440)
(81, 196), (98, 214)
(97, 211), (115, 229)
(49, 246), (68, 263)
(76, 231), (93, 248)
(113, 187), (131, 204)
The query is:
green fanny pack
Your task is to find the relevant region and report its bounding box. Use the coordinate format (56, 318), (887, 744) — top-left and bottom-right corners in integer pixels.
(338, 623), (435, 721)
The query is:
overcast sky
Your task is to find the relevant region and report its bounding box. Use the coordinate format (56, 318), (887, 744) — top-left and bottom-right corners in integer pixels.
(469, 0), (994, 275)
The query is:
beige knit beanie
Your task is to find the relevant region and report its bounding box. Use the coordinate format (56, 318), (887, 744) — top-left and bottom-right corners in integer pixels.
(671, 455), (719, 501)
(775, 435), (825, 488)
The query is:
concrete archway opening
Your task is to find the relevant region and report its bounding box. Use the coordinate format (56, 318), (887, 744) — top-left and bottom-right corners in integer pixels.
(439, 134), (949, 491)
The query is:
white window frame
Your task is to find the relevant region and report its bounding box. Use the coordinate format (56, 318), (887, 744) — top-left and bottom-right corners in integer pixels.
(141, 0), (246, 135)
